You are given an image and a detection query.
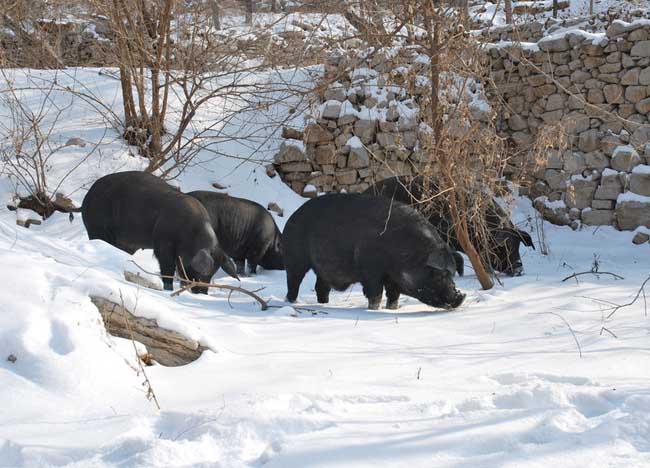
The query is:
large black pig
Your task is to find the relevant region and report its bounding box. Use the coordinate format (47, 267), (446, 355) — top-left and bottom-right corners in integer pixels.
(187, 191), (284, 276)
(81, 171), (238, 293)
(364, 176), (535, 276)
(282, 193), (465, 310)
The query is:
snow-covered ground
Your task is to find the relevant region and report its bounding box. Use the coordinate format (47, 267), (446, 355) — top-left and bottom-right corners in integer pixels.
(1, 69), (650, 467)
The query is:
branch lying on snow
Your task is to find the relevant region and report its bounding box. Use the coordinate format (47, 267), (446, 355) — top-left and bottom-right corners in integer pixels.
(530, 311), (582, 358)
(561, 271), (624, 283)
(129, 261), (269, 311)
(90, 296), (208, 367)
(603, 275), (650, 320)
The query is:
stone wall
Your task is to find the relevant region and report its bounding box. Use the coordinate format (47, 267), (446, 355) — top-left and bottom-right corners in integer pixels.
(272, 48), (491, 197)
(488, 19), (650, 231)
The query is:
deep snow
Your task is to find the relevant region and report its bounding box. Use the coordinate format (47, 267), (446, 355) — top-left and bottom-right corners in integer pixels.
(0, 67), (649, 468)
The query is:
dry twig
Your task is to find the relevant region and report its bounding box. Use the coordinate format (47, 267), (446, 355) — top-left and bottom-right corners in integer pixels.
(561, 271), (624, 283)
(129, 260), (269, 311)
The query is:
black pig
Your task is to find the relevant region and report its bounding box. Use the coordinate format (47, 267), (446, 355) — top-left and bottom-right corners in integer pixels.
(187, 191), (284, 276)
(365, 176), (535, 276)
(282, 193), (465, 310)
(81, 171), (238, 293)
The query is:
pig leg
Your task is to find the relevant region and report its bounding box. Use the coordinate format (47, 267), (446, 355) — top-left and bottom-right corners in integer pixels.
(315, 276), (331, 304)
(154, 240), (176, 291)
(235, 259), (247, 277)
(246, 244), (268, 276)
(384, 278), (401, 310)
(361, 276), (384, 310)
(286, 264), (309, 303)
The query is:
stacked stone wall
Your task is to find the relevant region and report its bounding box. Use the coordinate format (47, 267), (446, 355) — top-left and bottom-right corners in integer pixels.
(489, 19), (650, 231)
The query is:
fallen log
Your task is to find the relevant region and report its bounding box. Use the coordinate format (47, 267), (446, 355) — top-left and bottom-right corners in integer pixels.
(90, 296), (208, 366)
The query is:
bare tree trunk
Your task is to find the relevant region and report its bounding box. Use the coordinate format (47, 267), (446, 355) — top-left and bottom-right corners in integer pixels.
(504, 0), (513, 24)
(245, 0), (253, 25)
(589, 0), (594, 15)
(209, 0), (221, 30)
(553, 0), (559, 18)
(271, 0), (279, 13)
(426, 11), (494, 291)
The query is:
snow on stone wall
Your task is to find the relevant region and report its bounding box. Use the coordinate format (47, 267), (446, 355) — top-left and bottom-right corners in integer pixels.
(490, 19), (650, 231)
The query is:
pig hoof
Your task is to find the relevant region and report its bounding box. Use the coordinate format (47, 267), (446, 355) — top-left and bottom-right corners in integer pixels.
(367, 298), (381, 310)
(386, 301), (399, 310)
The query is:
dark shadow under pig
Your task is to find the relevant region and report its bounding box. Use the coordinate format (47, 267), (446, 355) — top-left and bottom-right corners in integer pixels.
(187, 191), (284, 276)
(81, 171), (238, 293)
(282, 193), (465, 310)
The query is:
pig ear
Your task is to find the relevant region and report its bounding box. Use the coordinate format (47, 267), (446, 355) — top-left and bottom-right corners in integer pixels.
(191, 249), (215, 276)
(220, 255), (240, 280)
(426, 250), (453, 273)
(517, 230), (535, 249)
(453, 252), (464, 276)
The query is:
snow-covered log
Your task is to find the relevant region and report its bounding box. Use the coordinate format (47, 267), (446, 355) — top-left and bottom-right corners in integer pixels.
(90, 296), (207, 367)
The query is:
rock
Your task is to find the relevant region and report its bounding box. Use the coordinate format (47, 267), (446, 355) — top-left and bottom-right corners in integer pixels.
(508, 114), (528, 131)
(578, 129), (600, 152)
(621, 68), (641, 85)
(545, 169), (567, 190)
(631, 125), (650, 147)
(617, 200), (650, 230)
(636, 97), (650, 114)
(314, 144), (337, 165)
(582, 208), (615, 225)
(64, 137), (86, 147)
(611, 145), (641, 172)
(546, 93), (565, 111)
(321, 101), (341, 120)
(563, 152), (586, 173)
(324, 86), (347, 102)
(267, 202), (284, 217)
(534, 197), (569, 226)
(402, 131), (417, 149)
(587, 88), (605, 104)
(386, 105), (399, 122)
(303, 124), (334, 144)
(603, 84), (624, 104)
(595, 170), (624, 200)
(539, 35), (570, 52)
(630, 165), (650, 196)
(281, 127), (303, 140)
(585, 151), (610, 169)
(632, 231), (650, 244)
(566, 177), (598, 209)
(630, 29), (649, 42)
(348, 145), (370, 168)
(592, 199), (615, 210)
(626, 86), (648, 103)
(265, 164), (277, 178)
(601, 135), (623, 156)
(546, 150), (563, 169)
(640, 67), (650, 85)
(631, 40), (650, 57)
(302, 185), (317, 198)
(570, 70), (591, 83)
(353, 119), (377, 145)
(280, 161), (312, 172)
(335, 169), (357, 185)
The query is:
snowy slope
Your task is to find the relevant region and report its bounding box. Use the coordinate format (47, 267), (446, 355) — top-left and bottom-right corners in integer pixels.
(1, 69), (649, 468)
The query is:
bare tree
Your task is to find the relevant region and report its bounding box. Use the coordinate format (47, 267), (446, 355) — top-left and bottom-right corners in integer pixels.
(505, 0), (513, 24)
(245, 0), (253, 25)
(209, 0), (221, 30)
